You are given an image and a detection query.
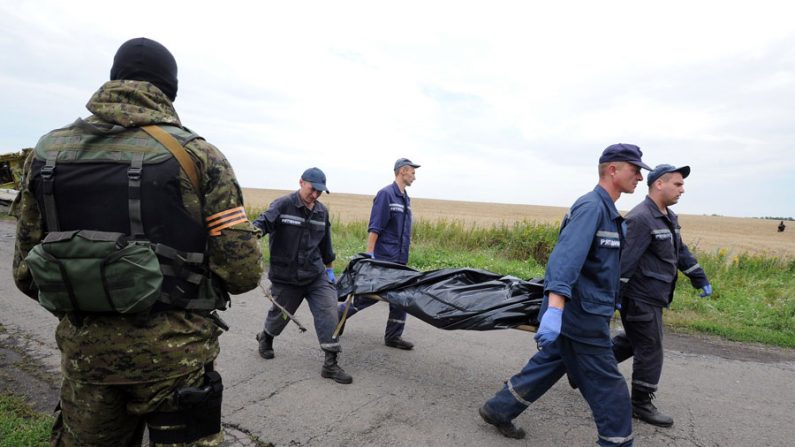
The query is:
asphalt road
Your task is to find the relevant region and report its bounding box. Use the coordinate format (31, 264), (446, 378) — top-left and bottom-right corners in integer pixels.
(1, 219), (794, 446)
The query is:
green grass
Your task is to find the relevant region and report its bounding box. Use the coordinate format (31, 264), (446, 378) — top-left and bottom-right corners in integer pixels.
(330, 220), (551, 278)
(667, 251), (795, 346)
(0, 394), (52, 447)
(249, 210), (795, 347)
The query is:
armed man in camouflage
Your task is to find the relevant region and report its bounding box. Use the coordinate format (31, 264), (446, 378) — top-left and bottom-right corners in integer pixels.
(11, 38), (263, 446)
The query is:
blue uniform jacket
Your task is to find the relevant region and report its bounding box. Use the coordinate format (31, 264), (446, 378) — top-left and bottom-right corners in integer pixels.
(253, 191), (336, 286)
(368, 182), (412, 264)
(620, 196), (708, 307)
(542, 185), (623, 348)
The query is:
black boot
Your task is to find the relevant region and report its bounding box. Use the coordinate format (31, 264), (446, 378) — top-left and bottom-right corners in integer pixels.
(256, 331), (274, 359)
(632, 389), (673, 427)
(385, 337), (414, 350)
(478, 405), (526, 439)
(321, 351), (353, 384)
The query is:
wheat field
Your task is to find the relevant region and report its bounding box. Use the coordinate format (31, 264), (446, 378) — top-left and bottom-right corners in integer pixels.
(243, 188), (795, 258)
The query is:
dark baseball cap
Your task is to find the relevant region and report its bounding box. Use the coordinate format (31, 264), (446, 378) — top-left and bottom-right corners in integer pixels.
(301, 167), (329, 193)
(394, 158), (421, 171)
(647, 164), (690, 185)
(599, 143), (652, 171)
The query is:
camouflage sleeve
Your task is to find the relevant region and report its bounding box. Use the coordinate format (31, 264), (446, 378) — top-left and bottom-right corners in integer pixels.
(184, 139), (264, 295)
(10, 151), (43, 300)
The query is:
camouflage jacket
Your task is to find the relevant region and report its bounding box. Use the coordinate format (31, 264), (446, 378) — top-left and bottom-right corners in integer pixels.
(11, 80), (264, 383)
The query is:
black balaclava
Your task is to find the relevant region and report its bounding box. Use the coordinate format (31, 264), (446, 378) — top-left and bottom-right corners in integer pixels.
(110, 37), (178, 101)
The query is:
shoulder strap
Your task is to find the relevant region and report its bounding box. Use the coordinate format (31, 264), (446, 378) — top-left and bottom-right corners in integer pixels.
(141, 125), (201, 193)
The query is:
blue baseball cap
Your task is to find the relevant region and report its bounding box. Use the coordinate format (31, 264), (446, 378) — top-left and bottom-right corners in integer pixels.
(599, 143), (652, 171)
(301, 167), (329, 193)
(394, 158), (421, 172)
(647, 164), (690, 185)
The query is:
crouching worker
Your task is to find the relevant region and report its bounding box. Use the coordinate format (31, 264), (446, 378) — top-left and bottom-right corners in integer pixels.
(11, 37), (263, 445)
(253, 167), (353, 384)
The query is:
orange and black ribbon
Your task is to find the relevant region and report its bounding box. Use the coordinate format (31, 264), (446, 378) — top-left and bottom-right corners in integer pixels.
(206, 206), (248, 236)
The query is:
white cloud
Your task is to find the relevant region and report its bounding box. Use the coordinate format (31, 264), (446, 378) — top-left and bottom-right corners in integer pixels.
(1, 0), (795, 217)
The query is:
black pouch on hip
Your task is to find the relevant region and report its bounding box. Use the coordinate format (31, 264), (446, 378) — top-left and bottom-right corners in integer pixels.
(147, 367), (223, 444)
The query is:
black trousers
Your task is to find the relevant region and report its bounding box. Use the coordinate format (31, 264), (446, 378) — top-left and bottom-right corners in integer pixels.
(612, 298), (664, 393)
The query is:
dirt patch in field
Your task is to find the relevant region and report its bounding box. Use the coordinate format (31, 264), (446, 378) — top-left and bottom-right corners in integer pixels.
(243, 188), (795, 257)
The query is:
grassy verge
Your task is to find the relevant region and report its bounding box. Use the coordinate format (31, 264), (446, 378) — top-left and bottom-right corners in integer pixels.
(0, 394), (52, 447)
(667, 251), (795, 346)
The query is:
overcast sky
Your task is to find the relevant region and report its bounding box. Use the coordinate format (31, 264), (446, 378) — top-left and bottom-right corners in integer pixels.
(1, 1), (793, 218)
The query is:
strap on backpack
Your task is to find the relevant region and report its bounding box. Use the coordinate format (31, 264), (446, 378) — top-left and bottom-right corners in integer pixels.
(40, 150), (60, 232)
(128, 152), (145, 237)
(141, 125), (202, 193)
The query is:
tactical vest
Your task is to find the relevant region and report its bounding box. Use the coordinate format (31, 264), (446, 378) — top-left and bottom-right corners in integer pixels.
(25, 118), (227, 315)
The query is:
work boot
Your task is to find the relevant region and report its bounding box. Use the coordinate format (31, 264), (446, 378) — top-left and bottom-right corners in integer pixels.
(256, 331), (274, 359)
(385, 337), (414, 350)
(478, 405), (526, 439)
(632, 389), (674, 427)
(321, 351), (353, 384)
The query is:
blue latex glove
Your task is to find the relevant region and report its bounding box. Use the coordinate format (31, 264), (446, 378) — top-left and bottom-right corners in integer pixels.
(326, 268), (336, 284)
(534, 307), (563, 349)
(699, 283), (713, 298)
(364, 252), (374, 259)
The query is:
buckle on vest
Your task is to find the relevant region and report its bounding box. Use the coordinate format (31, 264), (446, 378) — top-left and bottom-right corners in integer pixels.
(127, 166), (142, 181)
(41, 165), (55, 179)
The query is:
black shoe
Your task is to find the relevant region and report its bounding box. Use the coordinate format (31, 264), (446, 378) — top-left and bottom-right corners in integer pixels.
(321, 351), (353, 384)
(256, 332), (274, 359)
(632, 391), (674, 427)
(385, 337), (414, 350)
(633, 402), (674, 427)
(478, 405), (526, 439)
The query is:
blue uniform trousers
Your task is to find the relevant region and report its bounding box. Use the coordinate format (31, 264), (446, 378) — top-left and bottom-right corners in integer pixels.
(338, 296), (406, 341)
(612, 298), (665, 393)
(483, 336), (633, 447)
(264, 274), (342, 353)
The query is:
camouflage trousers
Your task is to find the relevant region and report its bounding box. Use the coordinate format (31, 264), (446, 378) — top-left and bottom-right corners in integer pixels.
(51, 367), (223, 447)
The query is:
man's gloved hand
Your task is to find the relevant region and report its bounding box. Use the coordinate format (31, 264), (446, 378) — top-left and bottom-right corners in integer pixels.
(364, 252), (374, 259)
(699, 283), (713, 298)
(534, 307), (563, 349)
(326, 268), (336, 284)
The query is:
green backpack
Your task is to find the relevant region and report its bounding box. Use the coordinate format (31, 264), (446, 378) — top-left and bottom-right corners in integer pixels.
(24, 122), (220, 315)
(26, 230), (162, 313)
